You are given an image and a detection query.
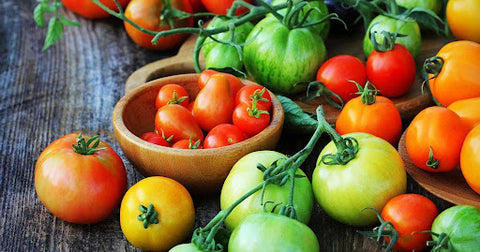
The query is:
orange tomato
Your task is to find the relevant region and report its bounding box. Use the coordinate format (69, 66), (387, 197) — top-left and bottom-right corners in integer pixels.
(406, 106), (470, 173)
(124, 0), (194, 50)
(447, 97), (480, 131)
(62, 0), (130, 19)
(446, 0), (480, 43)
(460, 124), (480, 195)
(335, 85), (402, 146)
(425, 40), (480, 106)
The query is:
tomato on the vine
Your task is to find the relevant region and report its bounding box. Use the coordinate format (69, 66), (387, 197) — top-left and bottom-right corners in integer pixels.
(232, 102), (270, 136)
(155, 104), (204, 143)
(316, 54), (367, 103)
(193, 74), (235, 131)
(120, 176), (195, 251)
(335, 83), (402, 146)
(140, 132), (170, 147)
(203, 123), (247, 148)
(155, 83), (190, 109)
(405, 106), (470, 173)
(35, 133), (127, 224)
(124, 0), (194, 50)
(460, 124), (480, 195)
(61, 0), (130, 19)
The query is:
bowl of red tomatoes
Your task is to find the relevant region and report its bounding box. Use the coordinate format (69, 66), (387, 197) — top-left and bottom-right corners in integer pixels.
(112, 71), (284, 194)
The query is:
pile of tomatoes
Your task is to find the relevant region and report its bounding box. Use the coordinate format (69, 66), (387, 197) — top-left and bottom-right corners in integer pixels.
(141, 70), (272, 149)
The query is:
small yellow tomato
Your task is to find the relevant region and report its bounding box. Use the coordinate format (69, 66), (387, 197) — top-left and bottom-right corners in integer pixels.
(120, 176), (195, 251)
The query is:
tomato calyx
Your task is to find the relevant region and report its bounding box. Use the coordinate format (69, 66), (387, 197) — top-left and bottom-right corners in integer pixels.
(368, 28), (405, 52)
(137, 203), (160, 229)
(423, 56), (444, 80)
(167, 90), (189, 105)
(246, 88), (270, 118)
(426, 146), (440, 169)
(304, 81), (344, 109)
(355, 81), (378, 105)
(72, 133), (106, 155)
(426, 232), (451, 251)
(320, 121), (360, 165)
(358, 207), (399, 252)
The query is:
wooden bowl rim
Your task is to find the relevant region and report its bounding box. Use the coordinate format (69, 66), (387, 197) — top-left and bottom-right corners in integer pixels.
(112, 73), (284, 156)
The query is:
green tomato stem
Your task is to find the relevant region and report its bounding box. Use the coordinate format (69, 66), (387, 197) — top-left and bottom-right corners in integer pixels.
(137, 203), (159, 229)
(72, 133), (106, 155)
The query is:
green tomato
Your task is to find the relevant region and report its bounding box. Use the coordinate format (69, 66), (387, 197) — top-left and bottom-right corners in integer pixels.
(228, 213), (319, 252)
(168, 243), (203, 252)
(205, 43), (243, 70)
(243, 16), (327, 95)
(430, 205), (480, 251)
(220, 150), (314, 231)
(269, 0), (330, 40)
(312, 132), (407, 227)
(363, 15), (421, 58)
(396, 0), (442, 14)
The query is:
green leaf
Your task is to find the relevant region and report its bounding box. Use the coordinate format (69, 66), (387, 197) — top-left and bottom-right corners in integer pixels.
(59, 16), (80, 27)
(33, 4), (45, 27)
(277, 95), (317, 134)
(42, 17), (63, 51)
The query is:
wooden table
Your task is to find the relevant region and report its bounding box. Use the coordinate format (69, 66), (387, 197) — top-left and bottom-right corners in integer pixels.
(1, 1), (454, 251)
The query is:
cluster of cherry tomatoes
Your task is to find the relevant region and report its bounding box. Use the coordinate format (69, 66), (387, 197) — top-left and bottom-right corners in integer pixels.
(141, 70), (272, 149)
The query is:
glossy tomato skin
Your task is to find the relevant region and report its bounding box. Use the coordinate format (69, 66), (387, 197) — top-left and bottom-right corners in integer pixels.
(120, 176), (195, 251)
(193, 74), (236, 131)
(427, 40), (480, 106)
(62, 0), (130, 19)
(198, 70), (244, 96)
(446, 0), (480, 43)
(235, 84), (272, 111)
(460, 124), (480, 195)
(405, 106), (470, 173)
(155, 104), (204, 143)
(448, 97), (480, 131)
(228, 213), (319, 252)
(140, 132), (170, 146)
(335, 96), (402, 146)
(203, 123), (247, 148)
(34, 133), (127, 224)
(316, 55), (367, 103)
(243, 16), (327, 95)
(221, 151), (314, 230)
(124, 0), (193, 50)
(155, 83), (190, 109)
(201, 0), (252, 15)
(431, 205), (480, 251)
(366, 44), (416, 98)
(312, 132), (406, 226)
(232, 102), (270, 136)
(381, 194), (439, 252)
(363, 15), (421, 58)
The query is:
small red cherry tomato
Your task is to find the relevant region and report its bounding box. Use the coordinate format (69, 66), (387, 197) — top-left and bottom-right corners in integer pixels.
(232, 102), (270, 136)
(140, 132), (170, 147)
(316, 54), (367, 103)
(235, 84), (272, 111)
(203, 124), (247, 148)
(155, 104), (204, 143)
(171, 139), (203, 149)
(155, 84), (190, 109)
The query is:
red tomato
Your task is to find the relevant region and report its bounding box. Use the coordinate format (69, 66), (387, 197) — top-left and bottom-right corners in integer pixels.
(34, 133), (127, 224)
(140, 132), (170, 146)
(460, 124), (480, 195)
(201, 0), (252, 15)
(366, 44), (416, 98)
(406, 106), (470, 173)
(62, 0), (130, 19)
(171, 138), (203, 149)
(198, 69), (244, 96)
(155, 83), (190, 109)
(335, 89), (402, 146)
(316, 54), (367, 103)
(187, 0), (206, 12)
(193, 74), (236, 131)
(380, 194), (439, 252)
(203, 124), (247, 148)
(232, 102), (270, 136)
(124, 0), (194, 50)
(235, 84), (272, 111)
(155, 104), (204, 143)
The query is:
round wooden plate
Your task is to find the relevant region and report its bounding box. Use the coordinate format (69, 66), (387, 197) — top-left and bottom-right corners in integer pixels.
(398, 130), (480, 208)
(125, 30), (448, 123)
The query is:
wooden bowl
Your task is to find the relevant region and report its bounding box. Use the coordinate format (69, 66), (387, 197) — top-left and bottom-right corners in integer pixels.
(112, 73), (284, 194)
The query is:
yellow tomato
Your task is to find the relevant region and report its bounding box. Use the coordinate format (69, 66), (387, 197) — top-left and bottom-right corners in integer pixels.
(447, 0), (480, 43)
(120, 176), (195, 251)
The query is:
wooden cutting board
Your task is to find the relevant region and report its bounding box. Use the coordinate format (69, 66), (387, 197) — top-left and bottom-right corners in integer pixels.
(125, 30), (448, 124)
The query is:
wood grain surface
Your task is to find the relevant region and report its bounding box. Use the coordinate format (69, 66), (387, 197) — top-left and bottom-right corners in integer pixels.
(0, 1), (454, 251)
